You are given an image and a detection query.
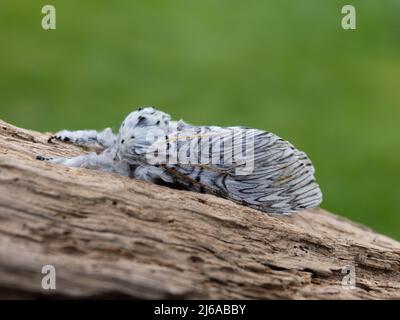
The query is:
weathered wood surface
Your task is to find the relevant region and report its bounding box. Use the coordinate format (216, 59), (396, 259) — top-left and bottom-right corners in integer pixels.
(0, 119), (399, 299)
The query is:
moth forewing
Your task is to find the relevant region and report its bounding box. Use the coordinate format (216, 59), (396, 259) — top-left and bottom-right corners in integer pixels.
(157, 125), (322, 214)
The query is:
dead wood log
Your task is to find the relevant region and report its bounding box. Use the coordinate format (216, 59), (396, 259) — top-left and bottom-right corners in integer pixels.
(0, 119), (399, 299)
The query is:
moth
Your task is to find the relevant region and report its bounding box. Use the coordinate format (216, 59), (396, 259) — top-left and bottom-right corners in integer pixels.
(37, 107), (322, 214)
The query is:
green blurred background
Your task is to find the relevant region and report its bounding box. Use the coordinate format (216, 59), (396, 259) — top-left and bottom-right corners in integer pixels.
(1, 1), (399, 239)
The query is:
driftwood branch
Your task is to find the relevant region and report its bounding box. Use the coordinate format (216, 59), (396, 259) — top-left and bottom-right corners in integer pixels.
(0, 119), (399, 299)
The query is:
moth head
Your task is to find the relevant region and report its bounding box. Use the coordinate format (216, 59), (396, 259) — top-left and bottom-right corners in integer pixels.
(116, 107), (171, 161)
(120, 107), (170, 132)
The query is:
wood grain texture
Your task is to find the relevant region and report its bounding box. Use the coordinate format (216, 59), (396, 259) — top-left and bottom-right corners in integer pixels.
(0, 119), (399, 299)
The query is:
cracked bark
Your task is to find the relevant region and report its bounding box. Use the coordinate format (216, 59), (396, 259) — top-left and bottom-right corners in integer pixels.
(0, 119), (399, 299)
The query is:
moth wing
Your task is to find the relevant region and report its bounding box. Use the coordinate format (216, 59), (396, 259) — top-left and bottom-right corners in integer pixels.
(163, 126), (322, 214)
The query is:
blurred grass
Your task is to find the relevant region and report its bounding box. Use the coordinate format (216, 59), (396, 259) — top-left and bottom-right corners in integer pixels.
(0, 0), (399, 239)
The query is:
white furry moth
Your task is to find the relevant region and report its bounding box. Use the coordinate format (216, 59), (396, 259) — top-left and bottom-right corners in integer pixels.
(37, 107), (322, 214)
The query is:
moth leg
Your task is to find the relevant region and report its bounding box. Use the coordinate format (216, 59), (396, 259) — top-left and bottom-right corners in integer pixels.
(49, 128), (116, 148)
(133, 165), (174, 184)
(36, 149), (130, 176)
